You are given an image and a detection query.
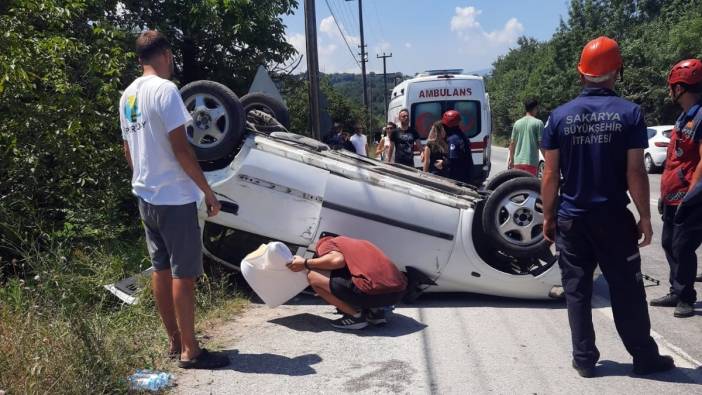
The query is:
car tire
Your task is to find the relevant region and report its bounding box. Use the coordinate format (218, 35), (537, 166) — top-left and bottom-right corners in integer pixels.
(644, 154), (658, 174)
(484, 169), (535, 191)
(240, 92), (290, 129)
(180, 80), (245, 162)
(482, 177), (548, 258)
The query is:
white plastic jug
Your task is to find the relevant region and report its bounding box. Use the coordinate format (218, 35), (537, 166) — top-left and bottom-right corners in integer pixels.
(240, 242), (309, 307)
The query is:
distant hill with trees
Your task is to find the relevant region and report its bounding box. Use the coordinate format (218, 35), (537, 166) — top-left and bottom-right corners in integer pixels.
(486, 0), (702, 144)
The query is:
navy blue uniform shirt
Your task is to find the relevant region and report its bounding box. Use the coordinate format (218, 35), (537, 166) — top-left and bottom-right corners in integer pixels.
(446, 127), (473, 183)
(541, 87), (648, 218)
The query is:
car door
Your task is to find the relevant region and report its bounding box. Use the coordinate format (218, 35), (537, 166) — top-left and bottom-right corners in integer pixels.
(208, 147), (328, 246)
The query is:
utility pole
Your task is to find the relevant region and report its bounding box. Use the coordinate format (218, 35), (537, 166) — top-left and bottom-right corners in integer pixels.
(376, 52), (392, 121)
(347, 0), (368, 127)
(304, 0), (321, 140)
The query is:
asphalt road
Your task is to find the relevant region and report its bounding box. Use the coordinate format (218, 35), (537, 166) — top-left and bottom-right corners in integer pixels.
(175, 147), (702, 395)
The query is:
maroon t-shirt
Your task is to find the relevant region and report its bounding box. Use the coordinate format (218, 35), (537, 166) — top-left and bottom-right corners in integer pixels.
(316, 236), (407, 295)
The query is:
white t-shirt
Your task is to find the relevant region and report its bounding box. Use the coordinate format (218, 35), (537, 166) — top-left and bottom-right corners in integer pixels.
(350, 133), (368, 156)
(119, 75), (201, 205)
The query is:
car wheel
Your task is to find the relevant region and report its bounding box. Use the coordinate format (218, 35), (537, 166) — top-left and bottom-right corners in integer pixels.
(483, 169), (534, 191)
(644, 154), (656, 174)
(180, 80), (245, 161)
(241, 92), (290, 129)
(482, 177), (548, 258)
(537, 161), (545, 179)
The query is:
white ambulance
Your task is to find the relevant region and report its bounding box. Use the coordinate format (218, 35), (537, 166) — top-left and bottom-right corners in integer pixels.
(388, 69), (492, 184)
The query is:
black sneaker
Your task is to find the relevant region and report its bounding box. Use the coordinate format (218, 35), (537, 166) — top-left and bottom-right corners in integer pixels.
(572, 359), (595, 378)
(330, 313), (368, 330)
(366, 308), (387, 325)
(650, 293), (679, 307)
(674, 301), (695, 318)
(633, 355), (675, 375)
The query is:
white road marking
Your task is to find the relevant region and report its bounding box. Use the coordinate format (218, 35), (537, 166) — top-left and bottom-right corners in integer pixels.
(592, 294), (702, 373)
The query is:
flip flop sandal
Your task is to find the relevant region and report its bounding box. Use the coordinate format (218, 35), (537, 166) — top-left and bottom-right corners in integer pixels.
(177, 348), (230, 369)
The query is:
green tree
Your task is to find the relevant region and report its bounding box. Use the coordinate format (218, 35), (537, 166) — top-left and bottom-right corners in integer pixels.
(119, 0), (299, 95)
(487, 0), (702, 145)
(0, 0), (137, 257)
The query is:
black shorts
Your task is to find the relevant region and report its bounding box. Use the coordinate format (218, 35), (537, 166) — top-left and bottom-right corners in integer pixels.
(328, 267), (404, 308)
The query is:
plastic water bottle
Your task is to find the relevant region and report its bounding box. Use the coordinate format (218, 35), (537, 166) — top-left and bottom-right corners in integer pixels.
(128, 369), (172, 392)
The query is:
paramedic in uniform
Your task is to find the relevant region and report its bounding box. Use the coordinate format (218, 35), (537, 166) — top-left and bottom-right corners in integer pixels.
(650, 59), (702, 318)
(541, 36), (674, 378)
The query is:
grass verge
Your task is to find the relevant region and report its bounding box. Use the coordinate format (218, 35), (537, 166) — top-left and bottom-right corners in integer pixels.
(0, 239), (248, 394)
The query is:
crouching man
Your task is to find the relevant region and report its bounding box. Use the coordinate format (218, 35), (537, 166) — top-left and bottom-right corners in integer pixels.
(287, 236), (407, 330)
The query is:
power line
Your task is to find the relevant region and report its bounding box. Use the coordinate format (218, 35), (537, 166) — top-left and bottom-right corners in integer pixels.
(339, 0), (359, 39)
(323, 0), (361, 69)
(372, 0), (386, 43)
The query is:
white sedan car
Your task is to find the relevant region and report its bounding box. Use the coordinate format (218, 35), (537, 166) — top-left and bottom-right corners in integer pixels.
(182, 81), (562, 301)
(644, 125), (673, 174)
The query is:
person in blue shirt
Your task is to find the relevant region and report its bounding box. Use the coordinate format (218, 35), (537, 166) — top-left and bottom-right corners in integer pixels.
(541, 36), (674, 378)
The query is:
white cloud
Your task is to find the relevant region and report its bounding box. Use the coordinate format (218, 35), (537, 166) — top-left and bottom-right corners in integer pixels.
(484, 17), (524, 44)
(404, 42), (412, 49)
(286, 33), (306, 56)
(448, 5), (524, 70)
(320, 16), (360, 47)
(286, 16), (367, 73)
(450, 6), (523, 47)
(450, 6), (482, 31)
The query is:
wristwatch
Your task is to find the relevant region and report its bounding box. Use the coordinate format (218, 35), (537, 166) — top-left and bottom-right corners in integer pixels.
(304, 258), (311, 270)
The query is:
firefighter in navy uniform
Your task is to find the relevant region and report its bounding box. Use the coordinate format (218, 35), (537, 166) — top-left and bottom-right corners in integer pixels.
(442, 110), (474, 184)
(650, 59), (702, 318)
(541, 36), (675, 378)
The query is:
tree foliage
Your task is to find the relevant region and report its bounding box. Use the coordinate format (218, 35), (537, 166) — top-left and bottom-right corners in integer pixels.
(487, 0), (702, 143)
(0, 0), (299, 262)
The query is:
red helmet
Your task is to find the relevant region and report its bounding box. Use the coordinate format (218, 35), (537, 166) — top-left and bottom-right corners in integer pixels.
(577, 36), (622, 77)
(668, 59), (702, 86)
(442, 110), (461, 127)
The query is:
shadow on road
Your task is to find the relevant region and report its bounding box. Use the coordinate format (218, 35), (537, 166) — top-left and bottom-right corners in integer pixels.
(597, 360), (702, 384)
(269, 312), (427, 337)
(408, 292), (566, 309)
(277, 291), (566, 310)
(219, 349), (322, 376)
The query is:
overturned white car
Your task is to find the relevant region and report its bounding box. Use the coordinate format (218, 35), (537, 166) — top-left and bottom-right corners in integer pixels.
(180, 80), (561, 301)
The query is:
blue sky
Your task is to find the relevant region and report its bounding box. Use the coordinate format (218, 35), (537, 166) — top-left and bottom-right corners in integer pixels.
(282, 0), (570, 75)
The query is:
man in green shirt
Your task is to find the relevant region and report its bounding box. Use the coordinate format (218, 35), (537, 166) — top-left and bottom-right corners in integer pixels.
(508, 98), (544, 175)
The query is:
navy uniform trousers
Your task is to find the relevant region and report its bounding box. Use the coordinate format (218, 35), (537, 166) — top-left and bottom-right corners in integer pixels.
(556, 207), (659, 367)
(661, 204), (702, 303)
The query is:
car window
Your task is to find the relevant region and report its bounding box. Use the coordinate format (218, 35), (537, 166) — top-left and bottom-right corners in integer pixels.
(449, 101), (481, 138)
(412, 102), (442, 139)
(647, 128), (656, 139)
(411, 100), (482, 139)
(662, 129), (673, 138)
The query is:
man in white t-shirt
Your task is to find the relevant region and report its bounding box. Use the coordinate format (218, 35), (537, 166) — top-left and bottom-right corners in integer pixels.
(350, 123), (369, 156)
(119, 30), (227, 369)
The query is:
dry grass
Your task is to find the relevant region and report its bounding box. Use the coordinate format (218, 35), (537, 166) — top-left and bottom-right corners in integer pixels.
(0, 243), (248, 394)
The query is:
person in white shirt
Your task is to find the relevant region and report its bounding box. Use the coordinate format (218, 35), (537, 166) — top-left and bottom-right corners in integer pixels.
(350, 123), (369, 156)
(119, 30), (227, 369)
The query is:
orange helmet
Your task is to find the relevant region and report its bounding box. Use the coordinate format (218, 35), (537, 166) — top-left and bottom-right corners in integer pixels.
(577, 36), (623, 77)
(442, 110), (461, 128)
